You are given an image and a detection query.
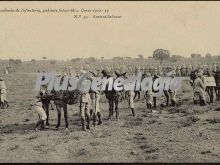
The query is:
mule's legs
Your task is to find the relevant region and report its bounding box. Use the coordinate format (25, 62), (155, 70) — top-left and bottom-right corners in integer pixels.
(218, 87), (220, 101)
(115, 100), (119, 119)
(43, 102), (50, 126)
(4, 101), (9, 108)
(1, 101), (5, 109)
(153, 97), (157, 108)
(206, 87), (214, 104)
(164, 90), (169, 107)
(0, 101), (3, 109)
(63, 103), (68, 128)
(108, 99), (113, 120)
(214, 87), (217, 101)
(55, 104), (62, 129)
(50, 102), (54, 110)
(138, 91), (140, 99)
(210, 87), (214, 103)
(112, 99), (115, 117)
(134, 91), (140, 100)
(215, 87), (220, 101)
(133, 92), (137, 100)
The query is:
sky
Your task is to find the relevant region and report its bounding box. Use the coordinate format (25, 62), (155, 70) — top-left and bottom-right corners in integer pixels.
(0, 1), (220, 60)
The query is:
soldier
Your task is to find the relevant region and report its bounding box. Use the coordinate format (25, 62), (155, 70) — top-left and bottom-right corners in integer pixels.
(176, 64), (181, 77)
(89, 70), (102, 126)
(180, 65), (185, 77)
(90, 91), (102, 126)
(168, 72), (177, 106)
(171, 65), (176, 76)
(162, 67), (166, 76)
(144, 68), (148, 77)
(185, 64), (189, 77)
(4, 67), (9, 74)
(128, 89), (135, 116)
(157, 65), (162, 76)
(193, 71), (206, 106)
(213, 63), (217, 72)
(79, 70), (92, 131)
(149, 67), (153, 76)
(0, 77), (9, 109)
(35, 75), (51, 127)
(134, 67), (141, 100)
(152, 73), (160, 108)
(154, 67), (158, 77)
(30, 99), (47, 131)
(213, 66), (220, 101)
(144, 73), (153, 110)
(187, 64), (191, 76)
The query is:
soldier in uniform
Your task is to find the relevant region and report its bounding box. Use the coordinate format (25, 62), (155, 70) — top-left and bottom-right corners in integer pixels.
(176, 64), (181, 77)
(168, 72), (177, 106)
(149, 67), (153, 76)
(30, 99), (47, 131)
(134, 67), (141, 100)
(79, 69), (93, 131)
(152, 73), (160, 108)
(159, 66), (162, 76)
(89, 70), (102, 126)
(144, 73), (153, 110)
(128, 89), (135, 116)
(214, 66), (220, 101)
(35, 76), (51, 127)
(193, 71), (206, 106)
(180, 65), (185, 77)
(90, 91), (102, 126)
(185, 64), (189, 77)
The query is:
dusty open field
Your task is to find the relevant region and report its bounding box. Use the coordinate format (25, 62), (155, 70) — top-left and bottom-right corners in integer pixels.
(0, 61), (220, 163)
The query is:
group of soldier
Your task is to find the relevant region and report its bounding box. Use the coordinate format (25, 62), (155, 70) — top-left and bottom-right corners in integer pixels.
(0, 58), (199, 130)
(0, 59), (218, 131)
(61, 61), (219, 78)
(32, 61), (219, 131)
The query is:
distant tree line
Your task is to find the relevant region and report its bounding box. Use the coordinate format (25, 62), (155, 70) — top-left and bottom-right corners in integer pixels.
(9, 59), (22, 64)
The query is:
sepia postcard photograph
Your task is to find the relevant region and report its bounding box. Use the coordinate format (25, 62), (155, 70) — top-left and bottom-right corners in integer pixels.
(0, 1), (220, 163)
